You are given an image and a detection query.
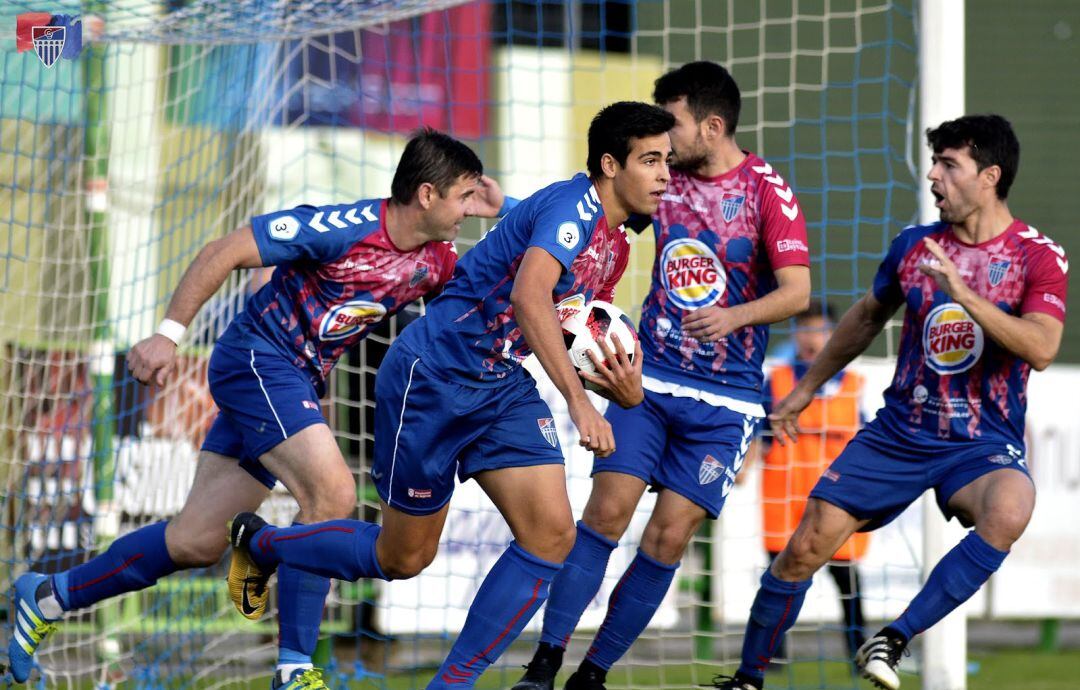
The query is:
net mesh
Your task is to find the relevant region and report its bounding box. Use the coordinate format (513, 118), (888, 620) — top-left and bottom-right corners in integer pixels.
(1, 1), (919, 687)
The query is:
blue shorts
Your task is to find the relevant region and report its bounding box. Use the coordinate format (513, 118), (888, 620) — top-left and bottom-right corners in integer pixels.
(809, 424), (1031, 530)
(593, 390), (761, 519)
(201, 343), (327, 488)
(371, 342), (565, 516)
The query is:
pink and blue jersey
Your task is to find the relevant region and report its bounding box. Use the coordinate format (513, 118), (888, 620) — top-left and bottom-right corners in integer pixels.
(870, 219), (1068, 446)
(398, 173), (630, 385)
(216, 198), (456, 393)
(637, 153), (810, 404)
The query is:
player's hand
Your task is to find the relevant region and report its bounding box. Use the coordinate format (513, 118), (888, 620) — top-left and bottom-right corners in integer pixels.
(580, 334), (644, 408)
(466, 175), (506, 218)
(567, 397), (616, 458)
(768, 384), (814, 446)
(682, 305), (741, 343)
(127, 334), (178, 387)
(918, 237), (973, 303)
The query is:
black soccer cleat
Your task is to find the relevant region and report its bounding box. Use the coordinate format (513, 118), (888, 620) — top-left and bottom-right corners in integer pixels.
(855, 630), (908, 690)
(564, 665), (606, 690)
(710, 673), (762, 690)
(510, 657), (559, 690)
(227, 512), (273, 620)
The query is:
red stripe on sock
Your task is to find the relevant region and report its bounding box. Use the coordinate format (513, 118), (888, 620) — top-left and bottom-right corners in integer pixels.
(756, 594), (795, 670)
(586, 561), (637, 661)
(441, 663), (473, 684)
(463, 577), (544, 669)
(271, 526), (354, 542)
(68, 554), (144, 592)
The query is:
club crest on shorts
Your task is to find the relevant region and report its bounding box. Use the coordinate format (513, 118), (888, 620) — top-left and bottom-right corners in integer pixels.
(699, 454), (724, 485)
(987, 258), (1010, 287)
(537, 417), (558, 448)
(721, 193), (745, 222)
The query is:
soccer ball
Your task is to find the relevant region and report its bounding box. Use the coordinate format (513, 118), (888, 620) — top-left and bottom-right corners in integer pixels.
(560, 299), (638, 390)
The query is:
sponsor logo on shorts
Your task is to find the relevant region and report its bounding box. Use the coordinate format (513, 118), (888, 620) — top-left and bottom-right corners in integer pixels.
(301, 400), (319, 410)
(661, 238), (726, 310)
(319, 300), (387, 341)
(823, 469), (840, 482)
(538, 417), (559, 448)
(922, 302), (983, 374)
(988, 454), (1013, 465)
(407, 488), (432, 499)
(699, 454), (724, 485)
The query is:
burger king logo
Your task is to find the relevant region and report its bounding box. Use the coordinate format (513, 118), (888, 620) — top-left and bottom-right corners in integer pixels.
(660, 238), (726, 310)
(922, 303), (983, 374)
(320, 300), (387, 341)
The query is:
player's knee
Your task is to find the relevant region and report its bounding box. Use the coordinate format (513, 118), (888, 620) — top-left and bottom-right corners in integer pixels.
(166, 525), (227, 568)
(301, 482), (356, 522)
(978, 507), (1031, 549)
(582, 499), (633, 542)
(379, 545), (437, 580)
(780, 531), (831, 580)
(640, 521), (693, 565)
(518, 519), (576, 563)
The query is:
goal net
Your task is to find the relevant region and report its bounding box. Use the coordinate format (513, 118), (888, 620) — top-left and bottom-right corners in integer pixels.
(0, 1), (920, 688)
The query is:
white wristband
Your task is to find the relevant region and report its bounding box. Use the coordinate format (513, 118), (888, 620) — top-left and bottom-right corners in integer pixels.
(156, 318), (186, 345)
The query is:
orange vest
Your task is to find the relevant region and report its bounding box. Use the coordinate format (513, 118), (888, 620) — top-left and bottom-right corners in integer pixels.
(761, 364), (869, 560)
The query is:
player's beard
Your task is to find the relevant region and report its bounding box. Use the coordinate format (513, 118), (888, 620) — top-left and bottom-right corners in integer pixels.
(671, 138), (709, 173)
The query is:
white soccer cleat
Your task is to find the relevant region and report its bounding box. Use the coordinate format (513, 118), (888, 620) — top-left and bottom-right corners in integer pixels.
(855, 631), (907, 690)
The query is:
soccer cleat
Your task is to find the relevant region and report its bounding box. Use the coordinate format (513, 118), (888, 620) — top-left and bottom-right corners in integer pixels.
(227, 512), (273, 620)
(510, 652), (560, 690)
(8, 573), (60, 683)
(855, 631), (907, 690)
(710, 673), (762, 690)
(271, 667), (329, 689)
(564, 666), (606, 690)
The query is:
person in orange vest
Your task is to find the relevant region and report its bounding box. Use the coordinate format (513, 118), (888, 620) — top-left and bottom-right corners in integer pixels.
(759, 300), (868, 660)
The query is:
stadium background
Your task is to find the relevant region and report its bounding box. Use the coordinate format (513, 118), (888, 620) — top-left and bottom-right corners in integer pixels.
(1, 1), (1078, 689)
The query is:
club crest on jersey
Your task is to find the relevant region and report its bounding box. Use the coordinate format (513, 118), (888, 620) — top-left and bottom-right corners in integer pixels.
(660, 238), (726, 310)
(319, 300), (387, 341)
(537, 418), (558, 448)
(987, 259), (1010, 287)
(410, 263), (429, 287)
(699, 454), (724, 485)
(721, 194), (745, 222)
(922, 302), (984, 374)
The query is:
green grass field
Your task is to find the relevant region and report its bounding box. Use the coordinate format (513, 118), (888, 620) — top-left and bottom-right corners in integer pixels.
(281, 650), (1078, 690)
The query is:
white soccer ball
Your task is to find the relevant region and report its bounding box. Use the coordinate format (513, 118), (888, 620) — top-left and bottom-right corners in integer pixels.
(560, 299), (638, 390)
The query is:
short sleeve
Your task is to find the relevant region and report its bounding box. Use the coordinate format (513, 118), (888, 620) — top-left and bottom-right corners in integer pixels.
(527, 203), (593, 272)
(759, 176), (810, 270)
(871, 230), (912, 306)
(1020, 243), (1069, 322)
(251, 202), (371, 266)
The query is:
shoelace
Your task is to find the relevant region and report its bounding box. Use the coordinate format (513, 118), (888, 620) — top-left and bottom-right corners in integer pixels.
(27, 621), (58, 646)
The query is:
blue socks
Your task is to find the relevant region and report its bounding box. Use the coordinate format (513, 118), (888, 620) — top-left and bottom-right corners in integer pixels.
(892, 531), (1007, 641)
(585, 550), (678, 670)
(53, 521), (177, 611)
(248, 519), (388, 581)
(737, 568), (812, 681)
(540, 521), (618, 648)
(277, 522), (332, 671)
(428, 541), (560, 689)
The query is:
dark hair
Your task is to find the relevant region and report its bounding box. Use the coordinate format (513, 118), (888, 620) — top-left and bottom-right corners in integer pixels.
(653, 60), (741, 135)
(795, 299), (836, 324)
(390, 127), (483, 204)
(926, 114), (1020, 200)
(586, 102), (675, 178)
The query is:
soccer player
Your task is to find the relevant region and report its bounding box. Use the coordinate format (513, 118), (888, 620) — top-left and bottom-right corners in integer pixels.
(512, 61), (811, 690)
(714, 115), (1068, 690)
(224, 101), (675, 690)
(7, 129), (507, 688)
(757, 301), (868, 662)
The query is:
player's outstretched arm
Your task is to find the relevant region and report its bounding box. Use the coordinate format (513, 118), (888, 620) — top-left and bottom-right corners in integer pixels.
(683, 265), (810, 342)
(511, 247), (615, 457)
(770, 290), (897, 445)
(127, 226), (264, 386)
(919, 237), (1064, 371)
